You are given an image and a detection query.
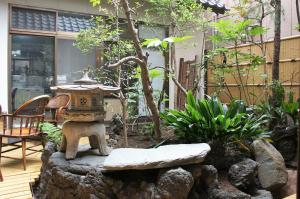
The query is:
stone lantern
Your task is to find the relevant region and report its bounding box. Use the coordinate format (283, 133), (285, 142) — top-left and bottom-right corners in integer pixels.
(51, 71), (120, 159)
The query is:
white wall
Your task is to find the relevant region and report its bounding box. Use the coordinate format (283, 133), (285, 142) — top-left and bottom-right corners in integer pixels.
(1, 0), (207, 112)
(221, 0), (300, 39)
(0, 0), (9, 112)
(7, 0), (100, 15)
(169, 31), (205, 109)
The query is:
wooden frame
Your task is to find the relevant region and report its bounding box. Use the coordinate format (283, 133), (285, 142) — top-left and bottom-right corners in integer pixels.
(7, 4), (99, 113)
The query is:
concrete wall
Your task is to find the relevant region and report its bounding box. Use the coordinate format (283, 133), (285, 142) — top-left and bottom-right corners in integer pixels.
(7, 0), (100, 15)
(0, 0), (9, 112)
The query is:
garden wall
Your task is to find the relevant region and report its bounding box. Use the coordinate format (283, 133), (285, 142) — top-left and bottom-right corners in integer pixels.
(207, 35), (300, 104)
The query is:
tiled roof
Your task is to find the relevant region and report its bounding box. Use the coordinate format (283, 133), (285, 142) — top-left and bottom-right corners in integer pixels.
(12, 7), (56, 31)
(198, 0), (227, 14)
(58, 13), (93, 32)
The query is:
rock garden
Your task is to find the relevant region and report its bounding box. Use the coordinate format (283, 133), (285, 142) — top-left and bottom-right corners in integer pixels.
(34, 90), (297, 199)
(31, 0), (299, 198)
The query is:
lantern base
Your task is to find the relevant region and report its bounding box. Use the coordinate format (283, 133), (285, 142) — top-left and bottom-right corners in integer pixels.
(60, 121), (110, 159)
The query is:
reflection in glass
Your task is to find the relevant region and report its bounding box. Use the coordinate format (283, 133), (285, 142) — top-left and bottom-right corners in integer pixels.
(11, 34), (54, 111)
(57, 39), (96, 85)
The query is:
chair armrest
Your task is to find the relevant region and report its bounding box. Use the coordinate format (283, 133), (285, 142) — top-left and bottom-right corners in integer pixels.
(1, 113), (13, 117)
(55, 106), (68, 120)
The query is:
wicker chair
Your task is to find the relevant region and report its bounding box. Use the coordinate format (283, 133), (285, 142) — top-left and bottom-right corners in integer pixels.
(0, 95), (50, 171)
(44, 94), (70, 125)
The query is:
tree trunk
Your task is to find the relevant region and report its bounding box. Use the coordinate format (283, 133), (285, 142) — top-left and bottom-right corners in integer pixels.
(271, 0), (281, 106)
(120, 0), (161, 138)
(158, 51), (169, 112)
(119, 93), (128, 147)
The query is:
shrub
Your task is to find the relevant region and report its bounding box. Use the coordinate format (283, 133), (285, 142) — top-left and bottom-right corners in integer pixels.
(40, 122), (63, 145)
(161, 91), (269, 146)
(254, 87), (300, 127)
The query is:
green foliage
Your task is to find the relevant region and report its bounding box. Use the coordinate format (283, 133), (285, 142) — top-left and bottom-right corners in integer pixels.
(134, 66), (163, 80)
(74, 16), (119, 54)
(254, 82), (300, 126)
(281, 92), (299, 122)
(207, 19), (267, 104)
(40, 122), (63, 145)
(270, 80), (285, 106)
(161, 91), (269, 145)
(145, 0), (210, 34)
(142, 36), (192, 51)
(90, 0), (101, 7)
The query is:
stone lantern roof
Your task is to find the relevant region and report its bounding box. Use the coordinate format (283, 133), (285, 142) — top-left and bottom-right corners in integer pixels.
(51, 71), (120, 94)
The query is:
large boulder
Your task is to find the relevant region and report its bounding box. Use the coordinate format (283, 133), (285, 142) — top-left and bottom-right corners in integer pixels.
(252, 140), (288, 191)
(103, 143), (211, 171)
(204, 141), (251, 170)
(272, 125), (298, 162)
(228, 158), (258, 194)
(34, 145), (202, 199)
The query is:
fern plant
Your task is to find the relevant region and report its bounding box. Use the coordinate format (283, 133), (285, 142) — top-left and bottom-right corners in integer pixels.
(161, 91), (269, 146)
(40, 122), (63, 146)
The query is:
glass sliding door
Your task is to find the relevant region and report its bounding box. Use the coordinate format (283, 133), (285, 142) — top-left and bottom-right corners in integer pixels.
(57, 39), (96, 85)
(11, 34), (55, 111)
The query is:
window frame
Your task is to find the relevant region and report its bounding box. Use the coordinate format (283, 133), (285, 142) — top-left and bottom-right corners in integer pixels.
(8, 4), (169, 112)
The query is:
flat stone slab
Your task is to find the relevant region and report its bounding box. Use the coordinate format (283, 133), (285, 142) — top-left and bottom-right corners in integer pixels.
(103, 143), (211, 171)
(49, 144), (107, 173)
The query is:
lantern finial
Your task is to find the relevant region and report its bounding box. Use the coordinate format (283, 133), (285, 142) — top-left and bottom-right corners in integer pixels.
(74, 70), (97, 85)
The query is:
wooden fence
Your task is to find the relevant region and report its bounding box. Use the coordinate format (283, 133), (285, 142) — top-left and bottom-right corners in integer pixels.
(207, 35), (300, 105)
(176, 57), (197, 110)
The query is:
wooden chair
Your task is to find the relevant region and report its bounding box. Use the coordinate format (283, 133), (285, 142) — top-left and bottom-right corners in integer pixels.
(45, 94), (70, 125)
(0, 95), (50, 171)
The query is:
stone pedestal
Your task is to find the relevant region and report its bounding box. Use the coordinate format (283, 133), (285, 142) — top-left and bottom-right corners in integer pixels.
(60, 121), (110, 159)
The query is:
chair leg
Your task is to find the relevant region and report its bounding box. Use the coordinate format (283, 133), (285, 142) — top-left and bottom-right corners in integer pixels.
(0, 136), (2, 164)
(0, 136), (2, 182)
(22, 139), (26, 171)
(0, 166), (3, 182)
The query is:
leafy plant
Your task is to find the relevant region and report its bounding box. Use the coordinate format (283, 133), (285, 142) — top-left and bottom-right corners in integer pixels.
(255, 88), (300, 126)
(40, 122), (63, 145)
(270, 80), (285, 107)
(207, 19), (267, 105)
(161, 91), (269, 146)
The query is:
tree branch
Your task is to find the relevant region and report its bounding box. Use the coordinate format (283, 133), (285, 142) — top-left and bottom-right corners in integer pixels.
(108, 56), (144, 68)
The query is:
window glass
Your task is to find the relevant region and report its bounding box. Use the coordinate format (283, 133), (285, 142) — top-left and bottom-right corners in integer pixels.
(11, 35), (55, 111)
(138, 25), (167, 115)
(57, 39), (96, 84)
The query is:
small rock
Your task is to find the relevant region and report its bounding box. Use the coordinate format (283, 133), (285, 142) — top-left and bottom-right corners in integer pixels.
(42, 141), (57, 163)
(157, 167), (194, 199)
(252, 140), (288, 191)
(252, 189), (273, 199)
(116, 181), (157, 199)
(207, 187), (251, 199)
(184, 164), (202, 179)
(201, 165), (218, 188)
(228, 158), (258, 194)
